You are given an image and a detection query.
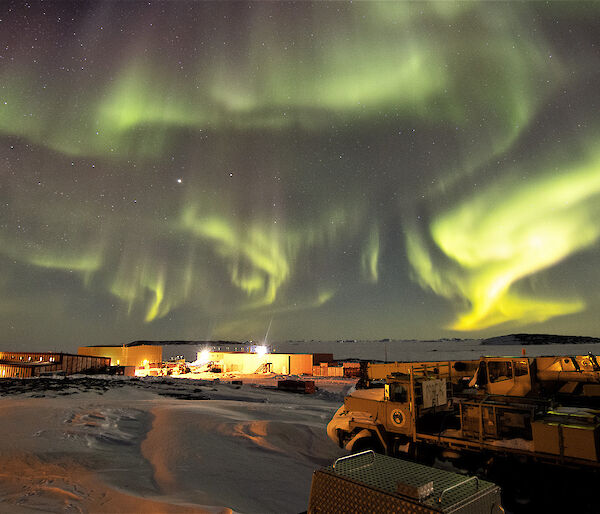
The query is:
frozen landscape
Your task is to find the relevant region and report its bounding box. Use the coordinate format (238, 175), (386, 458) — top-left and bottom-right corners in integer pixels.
(0, 374), (347, 513)
(3, 2), (600, 511)
(3, 338), (600, 513)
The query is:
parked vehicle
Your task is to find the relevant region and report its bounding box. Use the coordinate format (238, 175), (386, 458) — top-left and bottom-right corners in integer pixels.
(328, 355), (600, 468)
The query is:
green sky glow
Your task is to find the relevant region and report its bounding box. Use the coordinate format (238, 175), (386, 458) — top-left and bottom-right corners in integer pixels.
(408, 150), (600, 330)
(1, 1), (600, 347)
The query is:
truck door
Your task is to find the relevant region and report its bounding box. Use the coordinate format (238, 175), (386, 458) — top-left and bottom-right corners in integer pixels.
(384, 382), (412, 435)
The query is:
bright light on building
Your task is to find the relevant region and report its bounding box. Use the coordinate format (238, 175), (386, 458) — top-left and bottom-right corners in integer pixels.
(143, 359), (149, 366)
(255, 345), (268, 356)
(197, 349), (211, 365)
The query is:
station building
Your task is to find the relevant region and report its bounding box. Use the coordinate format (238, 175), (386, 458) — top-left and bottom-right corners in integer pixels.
(205, 351), (314, 375)
(0, 352), (110, 378)
(78, 344), (162, 367)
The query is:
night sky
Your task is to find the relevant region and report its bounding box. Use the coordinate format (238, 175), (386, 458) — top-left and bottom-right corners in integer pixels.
(2, 1), (600, 351)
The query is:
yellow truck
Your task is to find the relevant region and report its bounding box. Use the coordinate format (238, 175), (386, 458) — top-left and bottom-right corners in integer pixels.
(328, 355), (600, 469)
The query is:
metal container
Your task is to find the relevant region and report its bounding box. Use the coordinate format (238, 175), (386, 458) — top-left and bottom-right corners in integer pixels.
(308, 451), (503, 513)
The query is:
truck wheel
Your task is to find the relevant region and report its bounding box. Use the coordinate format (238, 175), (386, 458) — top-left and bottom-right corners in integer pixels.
(352, 436), (384, 455)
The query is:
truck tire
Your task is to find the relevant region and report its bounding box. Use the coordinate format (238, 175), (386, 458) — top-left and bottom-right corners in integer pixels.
(351, 435), (385, 454)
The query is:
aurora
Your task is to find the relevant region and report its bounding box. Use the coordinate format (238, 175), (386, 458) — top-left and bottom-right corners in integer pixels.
(1, 1), (600, 349)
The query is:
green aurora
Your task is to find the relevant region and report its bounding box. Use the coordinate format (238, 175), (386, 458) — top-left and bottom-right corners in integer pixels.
(1, 1), (600, 348)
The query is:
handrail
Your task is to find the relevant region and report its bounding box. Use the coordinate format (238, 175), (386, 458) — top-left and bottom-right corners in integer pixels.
(333, 450), (375, 470)
(437, 476), (479, 504)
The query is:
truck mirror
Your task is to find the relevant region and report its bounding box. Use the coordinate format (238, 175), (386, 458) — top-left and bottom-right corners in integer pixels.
(476, 362), (488, 387)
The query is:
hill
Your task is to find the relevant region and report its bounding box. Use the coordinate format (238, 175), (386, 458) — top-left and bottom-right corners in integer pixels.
(481, 333), (600, 345)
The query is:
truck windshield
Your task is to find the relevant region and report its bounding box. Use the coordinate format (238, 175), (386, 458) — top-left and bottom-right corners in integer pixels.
(514, 360), (528, 377)
(488, 361), (513, 383)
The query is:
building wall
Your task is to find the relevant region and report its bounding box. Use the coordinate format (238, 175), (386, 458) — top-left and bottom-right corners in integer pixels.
(0, 363), (34, 378)
(60, 355), (111, 374)
(289, 354), (313, 375)
(161, 344), (203, 362)
(312, 365), (344, 377)
(210, 352), (279, 373)
(162, 343), (251, 362)
(124, 346), (162, 366)
(0, 351), (60, 363)
(78, 346), (123, 365)
(312, 353), (334, 365)
(208, 352), (313, 375)
(0, 353), (110, 378)
(78, 345), (162, 367)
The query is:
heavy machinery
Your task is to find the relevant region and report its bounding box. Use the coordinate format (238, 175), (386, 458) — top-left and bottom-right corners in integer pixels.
(327, 355), (600, 469)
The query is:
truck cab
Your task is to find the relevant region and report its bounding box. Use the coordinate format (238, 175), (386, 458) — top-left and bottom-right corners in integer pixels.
(471, 357), (533, 397)
(328, 366), (452, 453)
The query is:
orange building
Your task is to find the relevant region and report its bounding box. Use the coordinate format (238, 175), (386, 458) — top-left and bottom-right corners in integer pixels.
(0, 352), (110, 378)
(78, 345), (162, 367)
(205, 352), (314, 375)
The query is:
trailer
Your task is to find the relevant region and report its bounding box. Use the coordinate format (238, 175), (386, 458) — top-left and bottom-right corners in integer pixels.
(277, 379), (315, 394)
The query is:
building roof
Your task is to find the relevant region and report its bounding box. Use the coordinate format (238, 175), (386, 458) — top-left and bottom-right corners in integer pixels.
(126, 340), (244, 347)
(1, 351), (98, 358)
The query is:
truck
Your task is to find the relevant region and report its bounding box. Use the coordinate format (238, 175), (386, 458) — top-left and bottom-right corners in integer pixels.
(327, 355), (600, 510)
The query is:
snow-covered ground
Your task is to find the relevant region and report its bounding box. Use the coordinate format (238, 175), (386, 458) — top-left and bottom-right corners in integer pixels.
(2, 339), (600, 513)
(0, 375), (350, 513)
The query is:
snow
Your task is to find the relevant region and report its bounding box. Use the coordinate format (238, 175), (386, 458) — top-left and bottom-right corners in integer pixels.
(0, 376), (348, 513)
(2, 339), (600, 512)
(275, 338), (600, 362)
